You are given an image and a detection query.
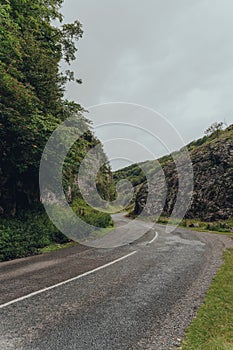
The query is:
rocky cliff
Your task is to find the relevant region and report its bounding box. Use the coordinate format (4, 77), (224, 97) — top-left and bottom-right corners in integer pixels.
(115, 125), (233, 221)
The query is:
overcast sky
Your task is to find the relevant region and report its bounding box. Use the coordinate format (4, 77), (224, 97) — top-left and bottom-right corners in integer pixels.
(61, 0), (233, 169)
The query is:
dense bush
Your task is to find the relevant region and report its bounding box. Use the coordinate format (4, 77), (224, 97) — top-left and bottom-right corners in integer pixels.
(0, 207), (69, 261)
(72, 198), (113, 228)
(0, 201), (113, 261)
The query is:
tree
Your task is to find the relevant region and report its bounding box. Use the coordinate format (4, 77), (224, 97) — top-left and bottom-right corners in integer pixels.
(0, 1), (114, 216)
(204, 122), (224, 137)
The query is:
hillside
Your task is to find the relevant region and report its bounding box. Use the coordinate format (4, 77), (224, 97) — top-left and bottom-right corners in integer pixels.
(114, 125), (233, 222)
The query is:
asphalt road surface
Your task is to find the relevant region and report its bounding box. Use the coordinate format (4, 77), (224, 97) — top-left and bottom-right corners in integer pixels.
(0, 214), (231, 350)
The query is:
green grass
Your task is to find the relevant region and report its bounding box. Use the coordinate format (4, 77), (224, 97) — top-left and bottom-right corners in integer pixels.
(137, 215), (233, 236)
(71, 197), (113, 228)
(181, 218), (233, 236)
(180, 248), (233, 350)
(180, 217), (233, 235)
(39, 241), (78, 254)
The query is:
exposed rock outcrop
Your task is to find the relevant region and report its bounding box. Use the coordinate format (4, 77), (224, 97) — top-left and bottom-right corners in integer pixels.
(133, 126), (233, 221)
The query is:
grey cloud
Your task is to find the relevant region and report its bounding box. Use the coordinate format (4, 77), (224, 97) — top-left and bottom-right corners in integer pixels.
(62, 0), (233, 166)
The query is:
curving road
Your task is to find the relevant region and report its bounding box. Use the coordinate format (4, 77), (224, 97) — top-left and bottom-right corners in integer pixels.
(0, 214), (231, 349)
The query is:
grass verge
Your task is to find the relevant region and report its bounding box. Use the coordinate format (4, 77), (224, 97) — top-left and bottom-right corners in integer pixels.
(39, 241), (78, 254)
(137, 215), (233, 236)
(180, 248), (233, 350)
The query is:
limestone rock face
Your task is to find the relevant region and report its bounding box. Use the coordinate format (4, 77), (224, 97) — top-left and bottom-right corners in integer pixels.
(134, 129), (233, 221)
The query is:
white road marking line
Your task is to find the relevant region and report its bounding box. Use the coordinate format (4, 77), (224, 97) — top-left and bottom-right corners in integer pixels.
(0, 251), (137, 310)
(148, 232), (159, 245)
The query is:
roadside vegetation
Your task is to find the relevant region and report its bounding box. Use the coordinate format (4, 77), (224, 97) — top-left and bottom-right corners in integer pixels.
(157, 216), (233, 235)
(0, 206), (67, 261)
(39, 241), (77, 254)
(180, 248), (233, 350)
(72, 197), (114, 228)
(135, 215), (233, 236)
(0, 1), (115, 262)
(0, 201), (113, 262)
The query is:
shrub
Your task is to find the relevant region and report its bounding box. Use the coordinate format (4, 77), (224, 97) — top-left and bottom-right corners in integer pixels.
(0, 199), (114, 261)
(0, 208), (68, 261)
(72, 197), (113, 228)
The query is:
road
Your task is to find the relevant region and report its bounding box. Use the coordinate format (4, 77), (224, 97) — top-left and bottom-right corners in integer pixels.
(0, 214), (231, 350)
